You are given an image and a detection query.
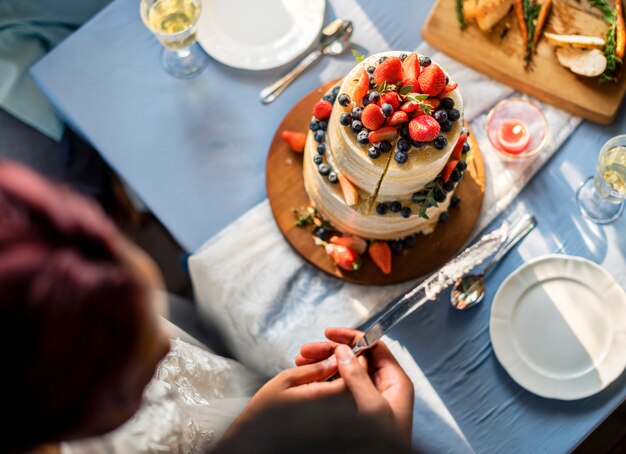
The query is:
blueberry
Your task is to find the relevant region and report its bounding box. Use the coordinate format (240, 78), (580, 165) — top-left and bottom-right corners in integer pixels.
(314, 129), (326, 143)
(448, 108), (461, 121)
(368, 146), (381, 159)
(462, 142), (470, 154)
(401, 207), (412, 218)
(389, 240), (404, 253)
(419, 56), (431, 67)
(440, 97), (455, 110)
(389, 201), (402, 212)
(317, 143), (326, 154)
(400, 53), (408, 61)
(318, 120), (328, 131)
(350, 120), (363, 133)
(338, 93), (351, 106)
(323, 93), (334, 103)
(340, 113), (353, 126)
(450, 195), (461, 208)
(313, 154), (324, 165)
(381, 103), (393, 117)
(328, 172), (339, 184)
(378, 56), (387, 64)
(394, 151), (408, 164)
(367, 65), (376, 74)
(397, 137), (411, 152)
(400, 124), (410, 138)
(309, 120), (320, 131)
(450, 169), (461, 182)
(433, 110), (448, 124)
(445, 75), (449, 84)
(368, 91), (380, 103)
(376, 203), (388, 215)
(363, 95), (372, 107)
(403, 234), (417, 248)
(457, 160), (467, 171)
(351, 107), (362, 120)
(357, 130), (370, 144)
(443, 181), (455, 192)
(369, 77), (376, 89)
(433, 136), (447, 150)
(318, 163), (331, 176)
(434, 189), (446, 203)
(332, 86), (340, 97)
(379, 140), (392, 152)
(314, 227), (331, 241)
(412, 140), (424, 148)
(439, 212), (449, 223)
(461, 127), (470, 137)
(440, 120), (453, 133)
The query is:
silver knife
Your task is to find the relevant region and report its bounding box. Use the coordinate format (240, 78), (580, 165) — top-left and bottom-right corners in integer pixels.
(351, 220), (513, 355)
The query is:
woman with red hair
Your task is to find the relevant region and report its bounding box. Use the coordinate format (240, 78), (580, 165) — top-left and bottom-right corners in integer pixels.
(0, 161), (414, 453)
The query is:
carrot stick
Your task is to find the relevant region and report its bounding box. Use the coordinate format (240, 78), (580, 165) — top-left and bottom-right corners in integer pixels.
(515, 0), (528, 47)
(616, 0), (625, 59)
(533, 0), (553, 47)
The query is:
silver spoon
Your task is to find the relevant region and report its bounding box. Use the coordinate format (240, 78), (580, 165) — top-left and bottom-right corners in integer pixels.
(260, 19), (353, 104)
(451, 214), (537, 310)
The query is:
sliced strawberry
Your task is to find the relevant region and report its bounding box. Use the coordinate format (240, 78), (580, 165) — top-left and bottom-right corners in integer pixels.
(373, 57), (404, 86)
(368, 126), (398, 143)
(400, 101), (421, 113)
(451, 133), (468, 160)
(418, 65), (446, 97)
(280, 130), (306, 152)
(402, 52), (420, 80)
(353, 68), (370, 105)
(442, 160), (459, 183)
(361, 104), (386, 130)
(368, 241), (392, 274)
(325, 244), (360, 271)
(416, 98), (441, 116)
(330, 234), (368, 254)
(409, 116), (440, 142)
(378, 91), (401, 110)
(438, 82), (458, 99)
(387, 111), (408, 126)
(337, 173), (359, 206)
(312, 100), (333, 120)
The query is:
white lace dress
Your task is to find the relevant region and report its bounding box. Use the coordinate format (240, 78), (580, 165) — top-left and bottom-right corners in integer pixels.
(61, 338), (264, 454)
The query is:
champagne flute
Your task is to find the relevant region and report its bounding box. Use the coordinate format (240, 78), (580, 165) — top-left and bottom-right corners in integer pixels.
(140, 0), (209, 79)
(576, 135), (626, 224)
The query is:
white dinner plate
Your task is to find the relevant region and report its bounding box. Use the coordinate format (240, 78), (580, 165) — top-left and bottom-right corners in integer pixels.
(490, 254), (626, 400)
(197, 0), (325, 70)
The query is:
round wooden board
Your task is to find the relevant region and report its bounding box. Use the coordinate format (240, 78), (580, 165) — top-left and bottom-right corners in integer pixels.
(266, 81), (486, 285)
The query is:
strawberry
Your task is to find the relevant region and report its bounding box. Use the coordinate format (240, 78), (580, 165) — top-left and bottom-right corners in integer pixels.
(400, 101), (421, 113)
(401, 52), (420, 79)
(401, 78), (421, 93)
(387, 111), (408, 126)
(368, 126), (398, 143)
(312, 100), (333, 120)
(378, 91), (401, 110)
(361, 104), (386, 130)
(281, 130), (306, 152)
(451, 133), (468, 160)
(373, 57), (404, 86)
(368, 241), (392, 274)
(337, 173), (359, 206)
(418, 65), (446, 97)
(330, 234), (368, 254)
(409, 115), (441, 142)
(438, 82), (458, 99)
(416, 98), (441, 116)
(325, 244), (360, 271)
(442, 160), (459, 183)
(353, 69), (370, 105)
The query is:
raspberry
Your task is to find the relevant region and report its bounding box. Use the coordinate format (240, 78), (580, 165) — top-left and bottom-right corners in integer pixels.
(312, 100), (333, 120)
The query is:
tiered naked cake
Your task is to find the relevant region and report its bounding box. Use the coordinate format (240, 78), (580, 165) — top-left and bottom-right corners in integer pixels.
(303, 51), (469, 241)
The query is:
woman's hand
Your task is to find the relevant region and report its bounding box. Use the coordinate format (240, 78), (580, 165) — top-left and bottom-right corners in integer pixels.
(296, 327), (414, 441)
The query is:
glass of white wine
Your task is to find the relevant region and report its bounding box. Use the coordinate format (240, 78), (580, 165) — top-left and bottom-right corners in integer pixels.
(576, 134), (626, 224)
(140, 0), (208, 79)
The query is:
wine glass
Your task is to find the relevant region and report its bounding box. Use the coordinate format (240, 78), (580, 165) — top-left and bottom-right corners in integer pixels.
(576, 135), (626, 224)
(140, 0), (209, 79)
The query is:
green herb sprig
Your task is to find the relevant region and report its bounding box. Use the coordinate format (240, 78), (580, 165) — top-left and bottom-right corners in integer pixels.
(456, 0), (466, 29)
(591, 0), (621, 83)
(523, 0), (542, 66)
(352, 49), (366, 63)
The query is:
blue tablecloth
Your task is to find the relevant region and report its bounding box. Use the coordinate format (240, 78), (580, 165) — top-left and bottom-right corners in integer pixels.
(31, 0), (626, 452)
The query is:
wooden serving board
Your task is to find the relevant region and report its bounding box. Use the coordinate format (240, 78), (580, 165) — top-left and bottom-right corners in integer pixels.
(422, 0), (626, 124)
(266, 81), (486, 286)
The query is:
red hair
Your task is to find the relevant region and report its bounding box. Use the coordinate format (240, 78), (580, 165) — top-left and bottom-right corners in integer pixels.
(0, 161), (145, 452)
